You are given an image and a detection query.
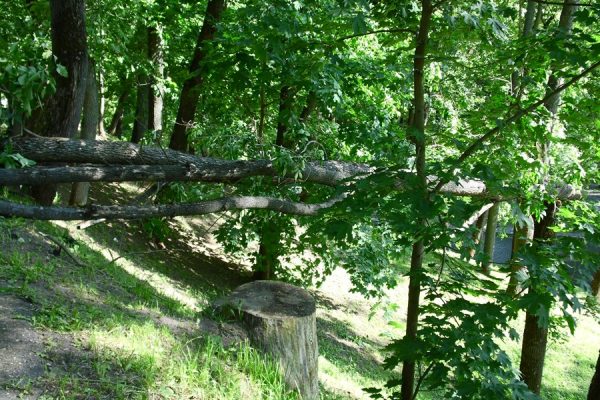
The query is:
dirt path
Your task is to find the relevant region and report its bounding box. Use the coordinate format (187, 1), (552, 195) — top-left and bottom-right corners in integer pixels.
(0, 295), (44, 399)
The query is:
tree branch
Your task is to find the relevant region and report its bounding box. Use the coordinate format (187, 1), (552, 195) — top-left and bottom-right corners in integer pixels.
(0, 195), (346, 221)
(431, 59), (600, 194)
(529, 0), (596, 7)
(336, 28), (416, 42)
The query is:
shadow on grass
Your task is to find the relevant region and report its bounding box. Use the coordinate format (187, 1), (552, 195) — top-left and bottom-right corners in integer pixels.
(317, 314), (391, 384)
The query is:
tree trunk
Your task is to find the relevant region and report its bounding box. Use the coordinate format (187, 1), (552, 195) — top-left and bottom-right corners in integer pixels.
(507, 215), (534, 295)
(254, 84), (294, 280)
(592, 269), (600, 300)
(482, 202), (499, 274)
(98, 67), (106, 136)
(69, 60), (99, 206)
(276, 86), (294, 147)
(215, 281), (318, 399)
(519, 202), (556, 394)
(519, 309), (549, 395)
(589, 350), (600, 400)
(401, 1), (433, 399)
(169, 0), (226, 151)
(0, 195), (342, 220)
(30, 0), (88, 205)
(469, 210), (488, 258)
(107, 82), (131, 137)
(148, 25), (164, 141)
(131, 74), (149, 144)
(519, 2), (577, 394)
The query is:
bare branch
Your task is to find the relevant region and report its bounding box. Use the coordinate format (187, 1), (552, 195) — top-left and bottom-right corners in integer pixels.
(0, 195), (346, 221)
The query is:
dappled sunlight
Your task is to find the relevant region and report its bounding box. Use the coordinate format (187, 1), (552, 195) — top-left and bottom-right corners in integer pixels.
(52, 220), (203, 311)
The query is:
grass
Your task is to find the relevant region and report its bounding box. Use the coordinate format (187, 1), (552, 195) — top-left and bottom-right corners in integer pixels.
(0, 216), (299, 399)
(0, 205), (598, 399)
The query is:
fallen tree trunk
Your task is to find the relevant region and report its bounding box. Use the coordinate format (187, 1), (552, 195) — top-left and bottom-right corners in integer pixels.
(7, 136), (373, 187)
(0, 163), (497, 199)
(0, 195), (343, 220)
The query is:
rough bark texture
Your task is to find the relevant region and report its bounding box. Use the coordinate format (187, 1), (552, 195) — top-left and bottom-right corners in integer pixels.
(519, 2), (578, 394)
(30, 0), (88, 205)
(592, 269), (600, 300)
(520, 202), (556, 394)
(5, 137), (582, 202)
(401, 1), (432, 399)
(107, 82), (131, 137)
(469, 210), (488, 258)
(482, 202), (499, 274)
(589, 350), (600, 400)
(507, 215), (534, 295)
(519, 310), (549, 395)
(0, 195), (343, 220)
(131, 74), (149, 144)
(148, 26), (164, 140)
(7, 136), (373, 186)
(169, 0), (226, 151)
(70, 60), (99, 206)
(215, 281), (318, 400)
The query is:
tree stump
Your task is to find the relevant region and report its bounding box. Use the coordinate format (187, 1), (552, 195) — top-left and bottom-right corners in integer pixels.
(216, 280), (318, 399)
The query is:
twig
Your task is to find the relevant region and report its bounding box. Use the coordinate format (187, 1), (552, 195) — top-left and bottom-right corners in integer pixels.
(40, 233), (86, 268)
(412, 362), (435, 400)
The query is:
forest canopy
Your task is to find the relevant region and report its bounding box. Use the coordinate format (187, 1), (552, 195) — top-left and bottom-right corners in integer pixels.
(1, 0), (599, 399)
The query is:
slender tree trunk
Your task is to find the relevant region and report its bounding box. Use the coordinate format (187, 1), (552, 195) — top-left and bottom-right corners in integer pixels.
(98, 67), (106, 136)
(131, 76), (149, 144)
(520, 202), (557, 394)
(70, 60), (99, 206)
(469, 210), (488, 258)
(519, 2), (577, 394)
(589, 350), (600, 400)
(30, 0), (88, 205)
(254, 83), (295, 280)
(276, 86), (294, 147)
(107, 82), (131, 137)
(169, 0), (226, 151)
(401, 1), (433, 399)
(507, 216), (534, 295)
(592, 269), (600, 299)
(482, 202), (499, 274)
(148, 25), (164, 142)
(519, 310), (550, 394)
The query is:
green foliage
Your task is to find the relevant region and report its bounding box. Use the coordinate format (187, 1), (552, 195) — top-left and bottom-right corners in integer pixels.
(1, 0), (599, 398)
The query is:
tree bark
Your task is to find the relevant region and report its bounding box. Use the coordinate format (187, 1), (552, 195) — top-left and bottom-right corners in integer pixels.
(169, 0), (226, 151)
(69, 60), (99, 206)
(5, 137), (582, 201)
(469, 210), (488, 258)
(519, 309), (550, 395)
(131, 74), (149, 144)
(148, 25), (164, 141)
(107, 81), (131, 137)
(255, 83), (295, 280)
(30, 0), (88, 205)
(507, 215), (534, 295)
(519, 2), (577, 394)
(589, 350), (600, 400)
(215, 281), (318, 399)
(592, 269), (600, 300)
(98, 67), (106, 136)
(482, 202), (499, 274)
(0, 195), (342, 220)
(401, 1), (433, 399)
